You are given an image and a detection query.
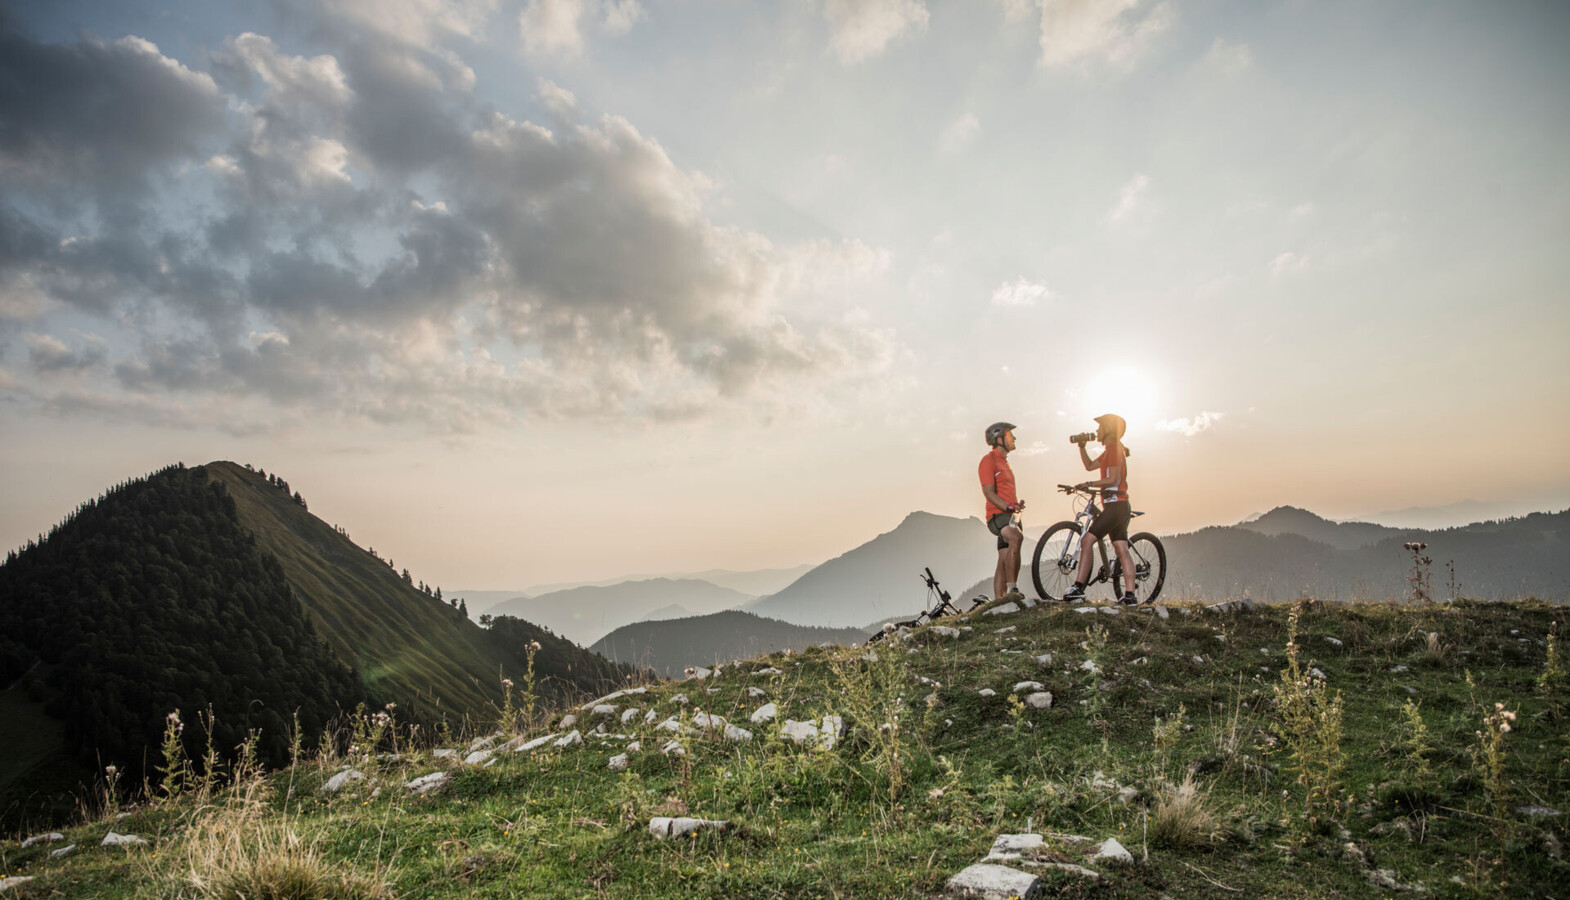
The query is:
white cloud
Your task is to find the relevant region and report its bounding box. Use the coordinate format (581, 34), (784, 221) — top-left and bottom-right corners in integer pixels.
(1269, 251), (1308, 278)
(1289, 202), (1316, 219)
(1037, 0), (1173, 68)
(990, 277), (1052, 307)
(1202, 37), (1253, 75)
(822, 0), (931, 64)
(602, 0), (647, 34)
(1156, 411), (1223, 436)
(228, 33), (353, 107)
(321, 0), (500, 46)
(25, 332), (108, 375)
(939, 112), (980, 154)
(520, 0), (590, 56)
(1108, 173), (1150, 223)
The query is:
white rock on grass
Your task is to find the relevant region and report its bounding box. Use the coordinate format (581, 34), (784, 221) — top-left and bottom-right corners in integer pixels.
(648, 817), (727, 838)
(983, 833), (1044, 862)
(643, 709), (659, 724)
(1309, 667), (1327, 680)
(592, 704), (620, 717)
(944, 863), (1039, 898)
(684, 667), (713, 680)
(19, 833), (64, 848)
(1325, 636), (1344, 647)
(755, 666), (783, 675)
(580, 687), (648, 709)
(670, 694), (689, 705)
(994, 626), (1017, 634)
(930, 626), (962, 639)
(559, 714), (578, 730)
(724, 724), (753, 743)
(1092, 837), (1133, 862)
(1099, 606), (1120, 616)
(978, 688), (996, 697)
(322, 769), (365, 792)
(50, 844), (76, 859)
(748, 686), (768, 698)
(1025, 692), (1053, 709)
(608, 754), (629, 771)
(983, 602), (1020, 617)
(779, 715), (843, 749)
(514, 734), (554, 753)
(621, 708), (642, 724)
(102, 832), (147, 846)
(431, 748), (459, 759)
(553, 730), (584, 748)
(661, 740), (686, 757)
(405, 772), (451, 795)
(1073, 606), (1100, 615)
(1079, 660), (1100, 674)
(656, 716), (685, 733)
(628, 741), (642, 752)
(468, 735), (498, 752)
(0, 877), (35, 892)
(464, 750), (493, 765)
(1012, 681), (1044, 693)
(692, 712), (728, 731)
(750, 702), (777, 724)
(1034, 653), (1053, 666)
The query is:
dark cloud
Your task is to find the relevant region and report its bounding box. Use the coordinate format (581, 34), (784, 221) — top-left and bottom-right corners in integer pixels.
(26, 331), (106, 374)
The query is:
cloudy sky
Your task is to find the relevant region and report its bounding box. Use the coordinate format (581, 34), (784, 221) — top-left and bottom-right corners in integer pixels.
(2, 0), (1566, 589)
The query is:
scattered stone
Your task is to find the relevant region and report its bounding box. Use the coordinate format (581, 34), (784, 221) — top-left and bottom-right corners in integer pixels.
(1013, 681), (1044, 693)
(944, 863), (1041, 898)
(0, 877), (35, 892)
(608, 754), (629, 771)
(1309, 667), (1327, 680)
(670, 694), (689, 705)
(661, 740), (685, 756)
(978, 688), (997, 697)
(554, 730), (584, 748)
(983, 833), (1043, 862)
(644, 709), (658, 723)
(621, 708), (642, 724)
(656, 716), (685, 733)
(748, 686), (768, 698)
(779, 716), (843, 748)
(1038, 863), (1101, 880)
(693, 712), (728, 731)
(1190, 656), (1205, 666)
(592, 704), (619, 717)
(755, 666), (783, 675)
(930, 626), (962, 639)
(685, 666), (712, 680)
(559, 714), (578, 730)
(1153, 605), (1170, 619)
(1518, 804), (1563, 818)
(1025, 692), (1053, 709)
(468, 735), (498, 752)
(1324, 636), (1344, 647)
(1073, 606), (1100, 615)
(648, 817), (727, 839)
(724, 724), (753, 743)
(514, 734), (554, 753)
(102, 831), (147, 846)
(580, 687), (649, 710)
(983, 602), (1021, 617)
(19, 832), (64, 848)
(1205, 598), (1255, 614)
(1099, 606), (1121, 616)
(1093, 837), (1133, 862)
(1390, 665), (1409, 673)
(1079, 659), (1100, 674)
(1034, 653), (1053, 666)
(432, 748), (458, 759)
(861, 650), (880, 662)
(464, 750), (493, 765)
(1366, 868), (1420, 891)
(50, 844), (77, 859)
(628, 740), (642, 752)
(1214, 634), (1227, 643)
(994, 626), (1017, 634)
(322, 769), (365, 793)
(751, 702), (778, 724)
(1116, 787), (1139, 804)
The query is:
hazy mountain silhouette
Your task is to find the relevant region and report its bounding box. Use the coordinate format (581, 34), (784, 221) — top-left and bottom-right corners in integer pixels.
(590, 610), (870, 677)
(488, 578), (754, 646)
(519, 564), (813, 600)
(746, 512), (996, 628)
(1237, 506), (1399, 550)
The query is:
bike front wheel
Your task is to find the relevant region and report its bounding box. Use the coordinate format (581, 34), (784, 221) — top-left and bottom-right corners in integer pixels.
(1031, 521), (1083, 601)
(1111, 532), (1167, 605)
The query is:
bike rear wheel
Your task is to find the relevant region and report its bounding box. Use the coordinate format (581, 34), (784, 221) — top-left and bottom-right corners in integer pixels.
(1031, 521), (1084, 601)
(1111, 532), (1167, 604)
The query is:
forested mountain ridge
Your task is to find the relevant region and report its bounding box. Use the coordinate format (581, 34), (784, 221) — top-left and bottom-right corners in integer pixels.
(589, 610), (871, 677)
(1, 462), (641, 830)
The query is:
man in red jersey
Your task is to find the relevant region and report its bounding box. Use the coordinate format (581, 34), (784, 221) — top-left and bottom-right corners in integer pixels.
(980, 422), (1026, 604)
(1065, 413), (1136, 604)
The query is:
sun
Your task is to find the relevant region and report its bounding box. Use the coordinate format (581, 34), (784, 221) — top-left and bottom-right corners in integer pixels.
(1072, 365), (1160, 434)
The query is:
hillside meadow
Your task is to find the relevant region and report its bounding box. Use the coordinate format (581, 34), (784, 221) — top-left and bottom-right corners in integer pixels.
(2, 597), (1566, 899)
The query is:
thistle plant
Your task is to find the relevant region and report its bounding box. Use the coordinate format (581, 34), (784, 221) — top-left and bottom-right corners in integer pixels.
(1404, 542), (1433, 604)
(1269, 602), (1345, 833)
(157, 709), (190, 801)
(1152, 703), (1187, 780)
(1395, 698), (1435, 788)
(1538, 621), (1564, 718)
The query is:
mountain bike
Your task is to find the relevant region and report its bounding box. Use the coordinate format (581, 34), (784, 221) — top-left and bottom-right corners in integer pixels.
(1030, 485), (1167, 604)
(867, 568), (986, 642)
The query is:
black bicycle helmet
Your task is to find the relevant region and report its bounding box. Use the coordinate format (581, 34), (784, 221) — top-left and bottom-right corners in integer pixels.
(985, 422), (1016, 447)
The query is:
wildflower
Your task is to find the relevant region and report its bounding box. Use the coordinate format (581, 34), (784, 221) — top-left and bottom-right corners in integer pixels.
(502, 678), (514, 689)
(385, 702), (397, 711)
(529, 641), (542, 652)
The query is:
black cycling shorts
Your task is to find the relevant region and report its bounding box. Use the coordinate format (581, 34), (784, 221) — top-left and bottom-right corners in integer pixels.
(987, 512), (1018, 550)
(1088, 500), (1131, 543)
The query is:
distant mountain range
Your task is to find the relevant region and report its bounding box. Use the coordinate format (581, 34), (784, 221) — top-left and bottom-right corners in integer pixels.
(486, 578), (755, 646)
(453, 564), (813, 620)
(589, 611), (870, 677)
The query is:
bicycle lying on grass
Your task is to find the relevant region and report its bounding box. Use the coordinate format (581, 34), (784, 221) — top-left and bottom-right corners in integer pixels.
(1030, 484), (1167, 604)
(867, 568), (987, 643)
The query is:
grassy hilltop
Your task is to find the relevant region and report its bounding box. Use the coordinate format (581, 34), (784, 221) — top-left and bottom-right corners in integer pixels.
(3, 598), (1567, 898)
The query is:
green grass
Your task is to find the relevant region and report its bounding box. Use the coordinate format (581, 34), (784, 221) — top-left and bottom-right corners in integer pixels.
(4, 598), (1568, 898)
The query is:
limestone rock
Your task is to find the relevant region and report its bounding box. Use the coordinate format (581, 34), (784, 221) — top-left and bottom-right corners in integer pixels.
(432, 748), (459, 759)
(994, 626), (1017, 634)
(661, 740), (686, 756)
(1012, 681), (1044, 693)
(983, 602), (1021, 617)
(692, 712), (727, 731)
(656, 716), (685, 733)
(592, 704), (619, 717)
(1025, 692), (1053, 709)
(621, 707), (642, 724)
(0, 877), (35, 892)
(1092, 837), (1133, 862)
(553, 729), (584, 748)
(1324, 636), (1344, 647)
(559, 714), (578, 730)
(748, 686), (768, 698)
(943, 863), (1041, 899)
(724, 724), (753, 742)
(514, 734), (554, 753)
(755, 666), (783, 675)
(1079, 659), (1100, 674)
(930, 626), (962, 639)
(983, 833), (1044, 862)
(405, 772), (451, 795)
(648, 817), (727, 839)
(580, 687), (648, 709)
(464, 750), (493, 765)
(323, 769), (365, 792)
(468, 735), (498, 752)
(1073, 606), (1100, 615)
(608, 754), (629, 771)
(50, 844), (77, 859)
(1034, 653), (1053, 666)
(102, 831), (147, 846)
(750, 702), (777, 724)
(978, 688), (997, 697)
(627, 741), (642, 752)
(644, 709), (659, 723)
(19, 833), (64, 848)
(670, 694), (689, 705)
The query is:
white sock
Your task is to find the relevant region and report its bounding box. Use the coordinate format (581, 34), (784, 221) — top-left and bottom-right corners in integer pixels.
(1007, 583), (1018, 593)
